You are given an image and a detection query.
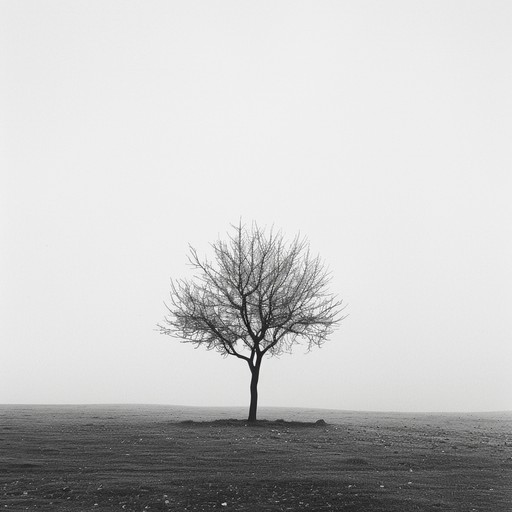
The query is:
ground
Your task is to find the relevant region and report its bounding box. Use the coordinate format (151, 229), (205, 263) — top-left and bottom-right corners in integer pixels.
(1, 406), (511, 511)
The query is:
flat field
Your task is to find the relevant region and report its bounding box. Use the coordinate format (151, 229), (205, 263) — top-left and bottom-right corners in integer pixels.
(1, 405), (511, 511)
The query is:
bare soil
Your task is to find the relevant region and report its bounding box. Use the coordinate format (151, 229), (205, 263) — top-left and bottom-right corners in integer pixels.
(1, 406), (511, 511)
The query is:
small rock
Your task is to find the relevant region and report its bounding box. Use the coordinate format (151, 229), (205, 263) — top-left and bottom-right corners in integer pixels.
(315, 419), (327, 426)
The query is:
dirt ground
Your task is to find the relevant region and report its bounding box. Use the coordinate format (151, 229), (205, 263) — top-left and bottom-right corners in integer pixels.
(1, 406), (511, 511)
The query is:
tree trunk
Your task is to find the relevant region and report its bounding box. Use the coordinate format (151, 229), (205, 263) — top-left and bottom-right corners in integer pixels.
(247, 359), (261, 422)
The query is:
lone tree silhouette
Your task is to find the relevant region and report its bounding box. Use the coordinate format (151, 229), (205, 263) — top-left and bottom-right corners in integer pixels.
(158, 222), (346, 422)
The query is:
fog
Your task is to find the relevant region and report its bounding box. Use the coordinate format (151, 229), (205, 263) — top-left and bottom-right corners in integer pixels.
(1, 1), (511, 412)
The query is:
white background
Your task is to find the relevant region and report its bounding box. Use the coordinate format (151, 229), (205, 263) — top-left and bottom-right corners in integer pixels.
(1, 1), (511, 412)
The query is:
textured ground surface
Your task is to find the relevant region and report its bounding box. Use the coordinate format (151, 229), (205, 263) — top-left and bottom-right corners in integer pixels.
(1, 406), (511, 511)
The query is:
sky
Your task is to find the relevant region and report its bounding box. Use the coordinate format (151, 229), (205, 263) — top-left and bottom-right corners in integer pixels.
(1, 1), (511, 413)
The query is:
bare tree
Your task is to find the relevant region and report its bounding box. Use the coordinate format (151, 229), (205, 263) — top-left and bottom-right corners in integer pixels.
(158, 222), (346, 422)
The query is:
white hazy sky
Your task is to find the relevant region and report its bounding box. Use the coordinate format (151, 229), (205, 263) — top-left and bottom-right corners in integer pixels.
(1, 1), (511, 413)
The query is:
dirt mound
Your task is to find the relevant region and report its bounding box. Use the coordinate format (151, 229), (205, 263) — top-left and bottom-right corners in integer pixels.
(178, 418), (327, 427)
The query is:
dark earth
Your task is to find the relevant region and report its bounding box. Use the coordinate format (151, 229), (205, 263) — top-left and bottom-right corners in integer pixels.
(1, 406), (511, 511)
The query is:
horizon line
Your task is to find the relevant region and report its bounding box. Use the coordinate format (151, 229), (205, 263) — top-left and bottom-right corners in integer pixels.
(0, 403), (510, 415)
